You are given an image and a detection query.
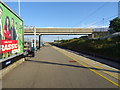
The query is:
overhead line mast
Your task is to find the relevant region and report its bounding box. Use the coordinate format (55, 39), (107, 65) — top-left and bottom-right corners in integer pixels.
(18, 0), (20, 16)
(118, 1), (120, 18)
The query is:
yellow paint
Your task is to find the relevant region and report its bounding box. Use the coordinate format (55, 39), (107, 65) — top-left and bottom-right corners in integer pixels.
(52, 46), (120, 87)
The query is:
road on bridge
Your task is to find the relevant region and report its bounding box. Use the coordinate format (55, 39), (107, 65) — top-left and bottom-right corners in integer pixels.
(2, 44), (119, 88)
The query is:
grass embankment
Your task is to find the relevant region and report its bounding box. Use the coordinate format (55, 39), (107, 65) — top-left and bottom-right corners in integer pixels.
(52, 36), (120, 62)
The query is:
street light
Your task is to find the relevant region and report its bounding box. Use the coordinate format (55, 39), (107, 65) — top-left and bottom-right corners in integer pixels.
(18, 0), (20, 16)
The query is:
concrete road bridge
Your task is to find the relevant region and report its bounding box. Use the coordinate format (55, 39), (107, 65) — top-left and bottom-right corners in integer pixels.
(24, 27), (109, 49)
(24, 27), (95, 49)
(24, 27), (93, 35)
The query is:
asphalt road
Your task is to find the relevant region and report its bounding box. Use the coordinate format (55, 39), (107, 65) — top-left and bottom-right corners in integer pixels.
(2, 45), (118, 88)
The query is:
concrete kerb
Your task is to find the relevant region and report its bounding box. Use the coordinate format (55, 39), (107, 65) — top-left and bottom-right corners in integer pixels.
(0, 58), (25, 80)
(0, 49), (39, 80)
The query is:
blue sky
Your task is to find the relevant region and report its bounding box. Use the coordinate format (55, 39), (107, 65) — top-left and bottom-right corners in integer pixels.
(5, 2), (118, 42)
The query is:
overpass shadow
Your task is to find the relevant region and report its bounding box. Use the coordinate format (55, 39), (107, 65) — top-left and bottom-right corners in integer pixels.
(25, 60), (120, 74)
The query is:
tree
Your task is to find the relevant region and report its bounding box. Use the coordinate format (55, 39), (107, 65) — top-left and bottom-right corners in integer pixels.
(109, 17), (120, 33)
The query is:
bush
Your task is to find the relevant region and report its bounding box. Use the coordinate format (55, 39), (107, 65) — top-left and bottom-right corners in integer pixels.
(53, 36), (120, 61)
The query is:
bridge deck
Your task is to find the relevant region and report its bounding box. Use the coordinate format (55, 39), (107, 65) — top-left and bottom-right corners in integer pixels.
(24, 28), (93, 35)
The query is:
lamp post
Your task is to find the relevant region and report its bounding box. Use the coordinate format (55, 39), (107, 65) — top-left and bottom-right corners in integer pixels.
(118, 1), (120, 18)
(18, 0), (20, 16)
(103, 18), (105, 31)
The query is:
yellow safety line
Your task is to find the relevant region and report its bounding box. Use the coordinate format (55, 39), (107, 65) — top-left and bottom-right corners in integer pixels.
(53, 47), (120, 87)
(71, 54), (120, 80)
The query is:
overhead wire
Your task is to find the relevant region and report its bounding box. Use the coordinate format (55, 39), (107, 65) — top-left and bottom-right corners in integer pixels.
(73, 0), (113, 27)
(83, 14), (117, 28)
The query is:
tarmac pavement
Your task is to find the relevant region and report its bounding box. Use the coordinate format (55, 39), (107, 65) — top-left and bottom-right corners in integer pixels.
(2, 44), (119, 88)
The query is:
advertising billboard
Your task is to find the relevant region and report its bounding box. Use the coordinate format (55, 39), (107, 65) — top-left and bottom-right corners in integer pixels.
(0, 2), (24, 60)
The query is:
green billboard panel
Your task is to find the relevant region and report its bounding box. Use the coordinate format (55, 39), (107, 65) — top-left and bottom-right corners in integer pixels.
(0, 2), (24, 60)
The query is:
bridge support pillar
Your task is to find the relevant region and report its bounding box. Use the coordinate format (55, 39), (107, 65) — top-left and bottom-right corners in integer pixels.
(39, 34), (41, 49)
(88, 34), (94, 39)
(92, 33), (94, 38)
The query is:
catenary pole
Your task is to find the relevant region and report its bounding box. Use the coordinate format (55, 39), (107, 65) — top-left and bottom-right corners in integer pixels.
(18, 0), (20, 16)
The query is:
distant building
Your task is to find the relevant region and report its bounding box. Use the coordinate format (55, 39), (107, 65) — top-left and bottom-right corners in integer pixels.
(118, 1), (120, 18)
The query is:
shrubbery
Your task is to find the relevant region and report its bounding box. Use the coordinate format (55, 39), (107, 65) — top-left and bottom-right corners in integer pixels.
(52, 36), (120, 61)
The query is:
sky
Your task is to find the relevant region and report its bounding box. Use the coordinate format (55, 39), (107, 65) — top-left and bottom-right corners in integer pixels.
(5, 2), (118, 42)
